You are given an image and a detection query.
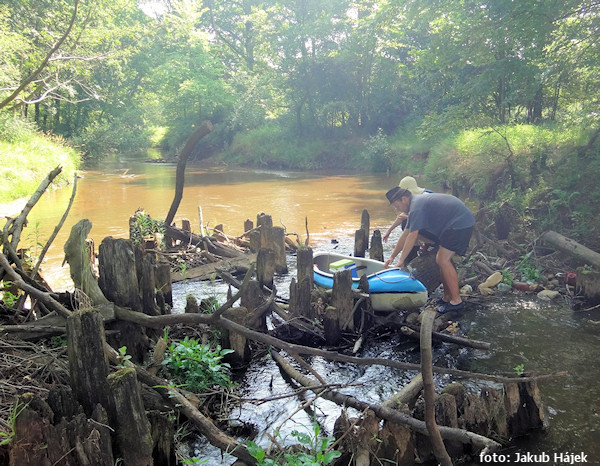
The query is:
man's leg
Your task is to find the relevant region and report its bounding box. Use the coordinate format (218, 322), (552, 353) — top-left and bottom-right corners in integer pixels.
(436, 246), (461, 305)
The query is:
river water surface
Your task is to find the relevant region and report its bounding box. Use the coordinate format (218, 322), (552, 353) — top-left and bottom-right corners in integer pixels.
(22, 158), (600, 465)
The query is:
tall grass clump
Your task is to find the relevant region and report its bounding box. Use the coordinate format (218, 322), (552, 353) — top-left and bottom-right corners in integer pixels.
(0, 114), (80, 203)
(423, 123), (586, 199)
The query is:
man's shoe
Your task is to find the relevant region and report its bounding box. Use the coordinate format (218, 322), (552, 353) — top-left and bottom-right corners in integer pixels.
(437, 301), (465, 314)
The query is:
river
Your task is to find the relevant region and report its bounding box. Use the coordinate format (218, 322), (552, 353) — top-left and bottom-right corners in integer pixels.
(21, 157), (600, 464)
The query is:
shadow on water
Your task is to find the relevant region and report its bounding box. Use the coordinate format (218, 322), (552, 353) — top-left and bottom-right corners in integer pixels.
(174, 250), (600, 465)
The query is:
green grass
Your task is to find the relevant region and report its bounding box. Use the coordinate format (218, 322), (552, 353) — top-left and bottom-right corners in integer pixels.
(0, 115), (80, 203)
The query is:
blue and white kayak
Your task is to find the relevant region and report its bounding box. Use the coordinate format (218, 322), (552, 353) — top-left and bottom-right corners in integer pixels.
(313, 252), (428, 311)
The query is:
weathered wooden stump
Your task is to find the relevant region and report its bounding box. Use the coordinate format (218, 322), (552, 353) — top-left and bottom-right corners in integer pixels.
(370, 229), (384, 262)
(155, 258), (173, 309)
(289, 246), (314, 319)
(576, 267), (600, 305)
(10, 392), (115, 466)
(269, 226), (288, 274)
(323, 305), (340, 346)
(63, 219), (111, 308)
(297, 246), (314, 289)
(332, 268), (354, 332)
(181, 218), (191, 232)
(248, 230), (261, 253)
(135, 245), (160, 316)
(354, 209), (370, 257)
(289, 277), (313, 319)
(257, 247), (276, 288)
(257, 212), (273, 248)
(66, 310), (110, 416)
(98, 237), (142, 311)
(107, 368), (154, 466)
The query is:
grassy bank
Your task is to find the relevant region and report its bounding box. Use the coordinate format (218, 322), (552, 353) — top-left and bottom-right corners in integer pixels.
(0, 115), (80, 204)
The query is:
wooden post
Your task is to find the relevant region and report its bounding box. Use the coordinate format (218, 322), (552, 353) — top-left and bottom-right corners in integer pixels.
(257, 247), (275, 289)
(155, 259), (173, 309)
(354, 229), (367, 258)
(248, 230), (261, 253)
(576, 267), (600, 305)
(66, 310), (110, 417)
(297, 246), (314, 289)
(181, 218), (191, 232)
(354, 209), (370, 257)
(257, 212), (273, 249)
(361, 209), (370, 240)
(323, 305), (340, 346)
(370, 230), (384, 262)
(98, 237), (142, 312)
(504, 380), (545, 437)
(64, 219), (111, 307)
(135, 245), (160, 317)
(269, 226), (288, 274)
(332, 268), (354, 332)
(289, 277), (313, 319)
(244, 219), (254, 233)
(107, 369), (154, 466)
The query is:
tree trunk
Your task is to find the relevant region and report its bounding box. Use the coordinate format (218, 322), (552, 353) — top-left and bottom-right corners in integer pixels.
(541, 230), (600, 269)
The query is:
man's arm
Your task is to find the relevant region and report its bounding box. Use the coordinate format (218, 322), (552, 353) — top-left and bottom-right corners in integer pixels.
(382, 213), (408, 242)
(386, 229), (419, 269)
(384, 227), (409, 267)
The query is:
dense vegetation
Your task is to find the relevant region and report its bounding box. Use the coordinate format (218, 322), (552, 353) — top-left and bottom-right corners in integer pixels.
(1, 0), (600, 244)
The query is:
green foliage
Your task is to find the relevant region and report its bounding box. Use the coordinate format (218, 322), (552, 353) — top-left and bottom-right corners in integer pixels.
(501, 269), (514, 287)
(116, 346), (132, 369)
(514, 363), (525, 376)
(0, 113), (37, 143)
(0, 116), (80, 203)
(1, 288), (18, 307)
(50, 335), (67, 348)
(0, 400), (29, 446)
(359, 128), (393, 173)
(247, 422), (341, 466)
(162, 337), (234, 393)
(129, 211), (165, 246)
(515, 252), (542, 284)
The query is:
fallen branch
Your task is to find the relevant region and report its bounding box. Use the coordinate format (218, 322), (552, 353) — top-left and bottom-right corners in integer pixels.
(271, 349), (501, 451)
(400, 325), (492, 350)
(420, 309), (452, 465)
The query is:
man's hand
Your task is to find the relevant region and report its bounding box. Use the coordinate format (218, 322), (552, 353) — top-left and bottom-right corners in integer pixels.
(395, 258), (405, 270)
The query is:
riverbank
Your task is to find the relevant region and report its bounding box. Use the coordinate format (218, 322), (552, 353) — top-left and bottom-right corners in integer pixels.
(0, 115), (80, 204)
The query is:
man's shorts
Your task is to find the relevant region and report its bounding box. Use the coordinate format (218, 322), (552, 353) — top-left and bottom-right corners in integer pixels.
(439, 226), (474, 256)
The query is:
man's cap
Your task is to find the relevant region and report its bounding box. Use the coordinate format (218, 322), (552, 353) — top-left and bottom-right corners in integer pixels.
(386, 187), (411, 204)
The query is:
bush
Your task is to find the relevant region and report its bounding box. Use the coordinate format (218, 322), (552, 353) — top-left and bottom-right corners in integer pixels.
(162, 337), (234, 393)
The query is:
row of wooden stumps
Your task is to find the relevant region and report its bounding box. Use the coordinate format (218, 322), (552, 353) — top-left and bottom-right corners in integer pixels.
(355, 209), (384, 261)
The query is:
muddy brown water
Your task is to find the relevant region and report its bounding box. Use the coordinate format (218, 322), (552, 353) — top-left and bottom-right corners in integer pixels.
(22, 158), (600, 465)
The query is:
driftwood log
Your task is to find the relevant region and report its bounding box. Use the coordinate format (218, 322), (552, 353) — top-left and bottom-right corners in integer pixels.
(541, 230), (600, 269)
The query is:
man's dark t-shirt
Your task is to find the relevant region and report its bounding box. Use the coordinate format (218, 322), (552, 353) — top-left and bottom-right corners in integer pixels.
(405, 193), (475, 240)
